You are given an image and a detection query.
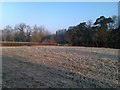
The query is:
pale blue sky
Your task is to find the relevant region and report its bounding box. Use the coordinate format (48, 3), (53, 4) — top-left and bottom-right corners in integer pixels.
(1, 2), (118, 33)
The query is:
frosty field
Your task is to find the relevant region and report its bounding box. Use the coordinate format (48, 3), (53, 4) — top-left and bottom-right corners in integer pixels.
(1, 46), (119, 88)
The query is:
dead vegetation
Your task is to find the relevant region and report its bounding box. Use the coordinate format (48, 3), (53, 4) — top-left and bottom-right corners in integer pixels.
(1, 42), (58, 46)
(2, 46), (119, 88)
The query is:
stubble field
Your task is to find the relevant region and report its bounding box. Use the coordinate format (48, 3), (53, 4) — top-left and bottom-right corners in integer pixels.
(1, 46), (119, 88)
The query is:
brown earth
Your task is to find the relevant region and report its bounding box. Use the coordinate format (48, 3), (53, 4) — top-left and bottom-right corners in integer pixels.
(1, 46), (119, 88)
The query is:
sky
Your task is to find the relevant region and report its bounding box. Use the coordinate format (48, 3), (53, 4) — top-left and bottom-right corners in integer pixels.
(1, 2), (118, 33)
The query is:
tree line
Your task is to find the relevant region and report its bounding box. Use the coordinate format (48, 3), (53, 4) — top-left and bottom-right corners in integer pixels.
(1, 24), (54, 43)
(0, 15), (120, 49)
(56, 16), (120, 49)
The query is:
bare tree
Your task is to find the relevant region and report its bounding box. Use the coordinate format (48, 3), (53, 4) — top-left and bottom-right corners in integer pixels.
(25, 25), (32, 42)
(31, 25), (40, 42)
(15, 23), (26, 42)
(2, 25), (14, 41)
(31, 25), (50, 42)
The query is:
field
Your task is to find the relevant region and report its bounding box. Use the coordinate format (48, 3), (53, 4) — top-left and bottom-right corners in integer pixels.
(2, 46), (119, 88)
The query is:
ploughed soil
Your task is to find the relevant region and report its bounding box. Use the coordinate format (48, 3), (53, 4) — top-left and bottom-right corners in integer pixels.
(1, 46), (119, 88)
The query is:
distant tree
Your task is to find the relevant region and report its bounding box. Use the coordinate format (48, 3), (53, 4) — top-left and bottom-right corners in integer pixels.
(66, 22), (91, 46)
(14, 26), (20, 42)
(117, 25), (120, 48)
(49, 35), (56, 44)
(87, 20), (93, 46)
(0, 30), (2, 41)
(107, 16), (118, 48)
(92, 26), (99, 47)
(66, 26), (77, 45)
(56, 29), (67, 44)
(31, 25), (41, 42)
(2, 25), (14, 41)
(25, 25), (32, 42)
(15, 23), (26, 42)
(94, 16), (113, 47)
(31, 25), (50, 42)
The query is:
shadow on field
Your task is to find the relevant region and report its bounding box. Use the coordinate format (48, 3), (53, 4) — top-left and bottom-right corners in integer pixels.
(66, 49), (118, 60)
(2, 55), (118, 88)
(80, 50), (118, 60)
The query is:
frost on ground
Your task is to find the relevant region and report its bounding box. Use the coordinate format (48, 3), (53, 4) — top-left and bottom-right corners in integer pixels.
(2, 46), (119, 88)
